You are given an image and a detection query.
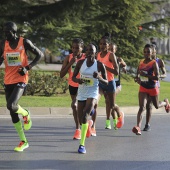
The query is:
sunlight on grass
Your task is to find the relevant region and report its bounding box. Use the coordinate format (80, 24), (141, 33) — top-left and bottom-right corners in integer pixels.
(0, 78), (169, 107)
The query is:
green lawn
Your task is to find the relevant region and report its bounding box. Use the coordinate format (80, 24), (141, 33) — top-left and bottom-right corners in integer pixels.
(0, 77), (169, 107)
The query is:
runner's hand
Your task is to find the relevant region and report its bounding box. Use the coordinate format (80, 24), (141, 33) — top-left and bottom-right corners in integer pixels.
(134, 77), (141, 84)
(18, 66), (30, 76)
(93, 71), (99, 79)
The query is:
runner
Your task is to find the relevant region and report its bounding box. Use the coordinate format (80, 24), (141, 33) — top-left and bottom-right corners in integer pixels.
(108, 42), (126, 129)
(72, 43), (108, 154)
(132, 44), (170, 135)
(143, 44), (167, 131)
(0, 21), (43, 151)
(97, 35), (124, 130)
(60, 38), (85, 140)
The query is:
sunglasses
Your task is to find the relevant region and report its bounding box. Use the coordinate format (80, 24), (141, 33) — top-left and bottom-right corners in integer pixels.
(144, 51), (151, 54)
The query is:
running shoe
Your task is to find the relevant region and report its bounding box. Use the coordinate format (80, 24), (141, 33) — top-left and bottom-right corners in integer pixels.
(143, 124), (151, 131)
(73, 129), (81, 140)
(86, 120), (93, 138)
(116, 112), (124, 128)
(14, 141), (29, 152)
(132, 126), (141, 135)
(113, 118), (118, 130)
(105, 120), (111, 129)
(78, 145), (86, 154)
(91, 128), (96, 137)
(164, 99), (170, 113)
(23, 109), (32, 130)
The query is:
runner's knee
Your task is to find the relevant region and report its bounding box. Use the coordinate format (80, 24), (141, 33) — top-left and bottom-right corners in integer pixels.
(146, 103), (152, 110)
(10, 112), (20, 123)
(139, 106), (146, 112)
(71, 102), (77, 110)
(7, 102), (18, 112)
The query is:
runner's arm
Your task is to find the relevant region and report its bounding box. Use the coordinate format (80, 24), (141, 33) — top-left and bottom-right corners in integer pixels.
(118, 57), (127, 73)
(105, 53), (119, 75)
(95, 61), (108, 85)
(24, 39), (43, 69)
(72, 60), (84, 84)
(0, 41), (4, 66)
(60, 55), (77, 78)
(159, 59), (166, 79)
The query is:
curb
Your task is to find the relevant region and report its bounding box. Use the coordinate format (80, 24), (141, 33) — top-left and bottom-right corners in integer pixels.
(0, 106), (165, 116)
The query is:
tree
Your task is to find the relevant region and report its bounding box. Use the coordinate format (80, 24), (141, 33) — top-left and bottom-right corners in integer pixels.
(0, 0), (169, 67)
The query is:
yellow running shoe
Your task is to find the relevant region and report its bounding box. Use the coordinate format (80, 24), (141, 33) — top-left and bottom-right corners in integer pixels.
(14, 141), (29, 152)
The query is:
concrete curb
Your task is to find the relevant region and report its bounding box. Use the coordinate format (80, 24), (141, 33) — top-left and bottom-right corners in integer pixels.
(0, 106), (165, 116)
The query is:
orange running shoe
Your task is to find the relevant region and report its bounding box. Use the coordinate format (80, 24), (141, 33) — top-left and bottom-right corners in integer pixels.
(132, 126), (141, 135)
(164, 99), (170, 113)
(91, 128), (96, 137)
(116, 112), (124, 128)
(73, 129), (81, 140)
(86, 120), (93, 138)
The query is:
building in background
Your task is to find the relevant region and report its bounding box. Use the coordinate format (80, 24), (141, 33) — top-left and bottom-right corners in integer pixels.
(150, 0), (170, 55)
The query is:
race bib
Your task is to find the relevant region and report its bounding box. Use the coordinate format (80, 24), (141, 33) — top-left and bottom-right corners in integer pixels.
(81, 75), (94, 86)
(140, 71), (148, 82)
(6, 52), (21, 66)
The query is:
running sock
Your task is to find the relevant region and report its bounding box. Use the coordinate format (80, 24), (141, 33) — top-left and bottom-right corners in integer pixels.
(113, 118), (118, 129)
(15, 105), (28, 116)
(113, 118), (118, 126)
(80, 123), (88, 146)
(14, 121), (27, 142)
(106, 119), (111, 126)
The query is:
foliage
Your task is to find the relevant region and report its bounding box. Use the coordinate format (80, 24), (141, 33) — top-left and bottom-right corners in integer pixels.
(25, 71), (68, 96)
(0, 69), (68, 96)
(0, 0), (169, 68)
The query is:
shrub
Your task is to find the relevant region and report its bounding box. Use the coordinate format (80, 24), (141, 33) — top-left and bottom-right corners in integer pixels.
(0, 69), (69, 96)
(26, 71), (68, 96)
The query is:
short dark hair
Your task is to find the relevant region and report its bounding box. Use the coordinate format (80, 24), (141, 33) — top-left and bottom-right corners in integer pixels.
(72, 38), (84, 47)
(144, 44), (156, 50)
(4, 21), (17, 33)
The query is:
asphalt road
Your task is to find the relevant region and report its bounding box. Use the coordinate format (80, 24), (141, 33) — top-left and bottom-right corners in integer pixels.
(0, 113), (170, 170)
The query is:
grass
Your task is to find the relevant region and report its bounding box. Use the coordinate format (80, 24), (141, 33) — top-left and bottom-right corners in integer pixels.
(0, 76), (170, 107)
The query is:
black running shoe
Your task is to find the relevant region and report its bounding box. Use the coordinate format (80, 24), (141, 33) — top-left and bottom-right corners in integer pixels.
(143, 124), (151, 131)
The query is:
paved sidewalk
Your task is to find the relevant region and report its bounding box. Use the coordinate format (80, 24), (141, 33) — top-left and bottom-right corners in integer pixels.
(0, 106), (165, 117)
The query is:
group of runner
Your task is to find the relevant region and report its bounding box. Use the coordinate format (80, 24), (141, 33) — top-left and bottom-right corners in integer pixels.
(60, 35), (126, 153)
(0, 21), (170, 154)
